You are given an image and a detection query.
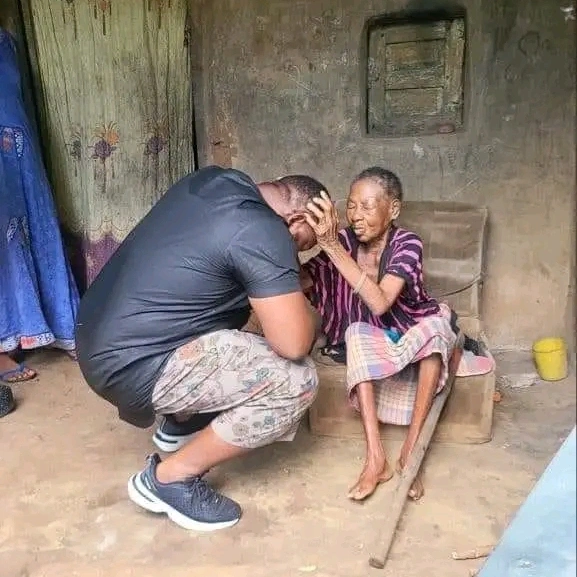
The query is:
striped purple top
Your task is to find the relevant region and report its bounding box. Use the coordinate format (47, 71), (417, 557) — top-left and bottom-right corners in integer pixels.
(304, 225), (439, 346)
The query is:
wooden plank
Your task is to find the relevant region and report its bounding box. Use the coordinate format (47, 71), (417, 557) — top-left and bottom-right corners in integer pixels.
(383, 21), (448, 44)
(367, 28), (387, 132)
(385, 39), (446, 89)
(309, 355), (495, 445)
(443, 18), (466, 115)
(370, 111), (459, 137)
(368, 343), (463, 570)
(385, 87), (443, 116)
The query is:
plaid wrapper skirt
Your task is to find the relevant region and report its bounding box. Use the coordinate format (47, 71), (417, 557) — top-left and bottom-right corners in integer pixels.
(344, 303), (457, 426)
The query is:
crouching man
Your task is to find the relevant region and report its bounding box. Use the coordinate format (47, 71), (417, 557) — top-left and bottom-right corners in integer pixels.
(75, 166), (326, 531)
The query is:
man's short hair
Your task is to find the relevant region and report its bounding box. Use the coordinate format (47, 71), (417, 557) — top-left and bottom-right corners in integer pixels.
(352, 167), (403, 202)
(277, 174), (328, 206)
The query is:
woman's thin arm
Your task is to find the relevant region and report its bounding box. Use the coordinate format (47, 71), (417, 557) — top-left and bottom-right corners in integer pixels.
(323, 242), (405, 317)
(303, 191), (405, 317)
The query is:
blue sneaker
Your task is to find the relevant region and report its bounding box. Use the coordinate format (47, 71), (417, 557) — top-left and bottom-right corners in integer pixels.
(152, 413), (220, 453)
(127, 453), (241, 531)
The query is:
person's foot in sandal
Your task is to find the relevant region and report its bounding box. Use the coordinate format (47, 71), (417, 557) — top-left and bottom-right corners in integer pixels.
(0, 352), (37, 383)
(0, 384), (16, 417)
(47, 345), (77, 361)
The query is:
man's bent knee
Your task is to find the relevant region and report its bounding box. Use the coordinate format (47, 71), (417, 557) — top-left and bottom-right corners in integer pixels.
(211, 358), (318, 450)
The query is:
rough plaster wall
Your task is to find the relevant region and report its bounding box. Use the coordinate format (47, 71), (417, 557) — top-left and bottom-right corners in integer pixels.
(189, 0), (575, 350)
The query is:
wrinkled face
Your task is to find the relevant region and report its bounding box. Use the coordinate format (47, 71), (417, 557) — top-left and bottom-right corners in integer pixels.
(287, 213), (316, 252)
(346, 178), (400, 244)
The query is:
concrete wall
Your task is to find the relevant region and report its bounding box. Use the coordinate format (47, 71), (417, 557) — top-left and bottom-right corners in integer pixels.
(189, 0), (576, 350)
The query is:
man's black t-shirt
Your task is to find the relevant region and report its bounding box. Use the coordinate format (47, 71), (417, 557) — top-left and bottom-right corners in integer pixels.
(75, 166), (302, 428)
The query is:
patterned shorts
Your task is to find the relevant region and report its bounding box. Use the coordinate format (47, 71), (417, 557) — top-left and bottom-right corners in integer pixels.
(151, 329), (318, 449)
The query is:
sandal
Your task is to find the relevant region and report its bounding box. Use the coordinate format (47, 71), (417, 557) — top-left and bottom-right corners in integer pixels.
(319, 344), (347, 365)
(0, 363), (37, 383)
(0, 384), (15, 417)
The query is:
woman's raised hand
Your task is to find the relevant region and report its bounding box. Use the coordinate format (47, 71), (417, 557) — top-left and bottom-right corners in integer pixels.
(304, 191), (340, 249)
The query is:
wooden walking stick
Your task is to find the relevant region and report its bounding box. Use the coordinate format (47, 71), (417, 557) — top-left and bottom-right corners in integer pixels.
(368, 345), (463, 570)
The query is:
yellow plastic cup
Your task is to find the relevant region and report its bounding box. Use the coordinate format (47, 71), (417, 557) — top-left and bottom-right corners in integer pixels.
(532, 337), (568, 381)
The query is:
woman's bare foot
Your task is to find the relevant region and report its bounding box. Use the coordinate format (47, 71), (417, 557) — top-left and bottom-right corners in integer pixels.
(347, 455), (394, 501)
(0, 352), (37, 383)
(395, 456), (425, 501)
(408, 472), (424, 500)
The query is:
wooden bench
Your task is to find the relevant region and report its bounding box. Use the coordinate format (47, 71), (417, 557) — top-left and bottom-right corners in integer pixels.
(302, 201), (496, 445)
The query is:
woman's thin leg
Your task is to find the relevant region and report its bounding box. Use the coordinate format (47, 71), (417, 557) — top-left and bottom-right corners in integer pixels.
(348, 380), (394, 501)
(397, 353), (442, 500)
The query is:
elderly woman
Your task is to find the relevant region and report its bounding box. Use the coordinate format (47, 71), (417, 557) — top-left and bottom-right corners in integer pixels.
(302, 167), (458, 501)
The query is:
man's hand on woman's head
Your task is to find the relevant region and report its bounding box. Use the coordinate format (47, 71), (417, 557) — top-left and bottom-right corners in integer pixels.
(304, 191), (340, 250)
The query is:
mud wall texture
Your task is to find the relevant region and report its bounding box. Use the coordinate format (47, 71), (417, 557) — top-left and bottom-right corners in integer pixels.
(189, 0), (576, 350)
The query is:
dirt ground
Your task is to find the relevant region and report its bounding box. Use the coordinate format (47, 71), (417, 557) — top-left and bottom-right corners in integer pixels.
(1, 351), (575, 577)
